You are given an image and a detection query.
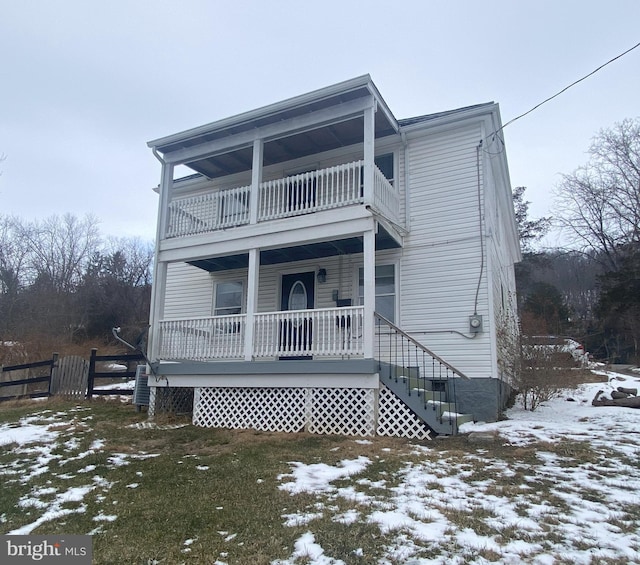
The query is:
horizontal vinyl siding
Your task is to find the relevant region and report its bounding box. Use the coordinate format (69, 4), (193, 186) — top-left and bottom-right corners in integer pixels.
(163, 255), (365, 319)
(162, 251), (399, 321)
(483, 151), (519, 384)
(164, 263), (213, 319)
(399, 122), (494, 379)
(257, 255), (361, 312)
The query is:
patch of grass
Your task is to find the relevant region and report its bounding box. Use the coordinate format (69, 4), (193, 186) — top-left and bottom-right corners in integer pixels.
(0, 400), (417, 564)
(546, 440), (599, 463)
(2, 399), (640, 563)
(306, 517), (389, 563)
(440, 506), (495, 537)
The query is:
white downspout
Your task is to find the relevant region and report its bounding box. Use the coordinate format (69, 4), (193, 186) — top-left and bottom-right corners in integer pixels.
(401, 131), (411, 233)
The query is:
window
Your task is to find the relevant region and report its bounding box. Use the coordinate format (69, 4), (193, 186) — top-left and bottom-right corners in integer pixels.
(214, 281), (243, 316)
(358, 264), (396, 323)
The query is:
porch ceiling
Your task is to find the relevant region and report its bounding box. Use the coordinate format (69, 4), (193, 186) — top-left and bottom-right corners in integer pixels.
(150, 76), (399, 180)
(186, 113), (396, 179)
(188, 226), (400, 272)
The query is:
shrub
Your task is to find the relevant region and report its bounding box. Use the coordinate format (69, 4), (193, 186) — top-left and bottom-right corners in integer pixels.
(514, 337), (580, 411)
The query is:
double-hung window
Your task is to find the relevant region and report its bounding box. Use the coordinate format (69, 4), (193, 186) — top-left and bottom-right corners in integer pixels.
(214, 281), (243, 316)
(358, 264), (396, 323)
(214, 281), (243, 335)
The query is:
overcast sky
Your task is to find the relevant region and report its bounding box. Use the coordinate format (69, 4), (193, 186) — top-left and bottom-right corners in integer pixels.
(1, 0), (639, 244)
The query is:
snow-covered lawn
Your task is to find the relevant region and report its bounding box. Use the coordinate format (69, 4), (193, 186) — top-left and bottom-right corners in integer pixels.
(272, 371), (640, 564)
(1, 370), (639, 564)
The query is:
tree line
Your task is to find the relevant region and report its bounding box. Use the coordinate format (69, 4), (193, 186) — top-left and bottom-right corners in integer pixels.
(516, 117), (640, 363)
(0, 213), (152, 361)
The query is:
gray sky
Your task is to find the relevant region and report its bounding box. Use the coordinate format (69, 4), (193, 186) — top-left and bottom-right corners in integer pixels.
(1, 0), (639, 244)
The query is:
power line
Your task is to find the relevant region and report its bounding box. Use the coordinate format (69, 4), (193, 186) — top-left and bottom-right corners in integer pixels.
(497, 40), (640, 135)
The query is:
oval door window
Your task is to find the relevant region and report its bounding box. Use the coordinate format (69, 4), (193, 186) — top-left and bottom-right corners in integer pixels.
(288, 280), (307, 311)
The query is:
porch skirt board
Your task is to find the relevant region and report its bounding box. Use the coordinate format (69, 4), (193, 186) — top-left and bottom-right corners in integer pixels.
(190, 385), (431, 440)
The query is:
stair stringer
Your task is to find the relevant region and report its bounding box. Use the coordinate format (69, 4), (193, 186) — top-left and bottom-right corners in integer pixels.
(378, 362), (473, 435)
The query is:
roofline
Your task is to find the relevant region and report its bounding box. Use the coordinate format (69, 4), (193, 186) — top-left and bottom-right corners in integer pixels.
(398, 102), (497, 133)
(148, 75), (399, 149)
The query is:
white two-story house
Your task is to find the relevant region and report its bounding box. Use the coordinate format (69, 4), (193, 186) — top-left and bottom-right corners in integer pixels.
(146, 75), (521, 438)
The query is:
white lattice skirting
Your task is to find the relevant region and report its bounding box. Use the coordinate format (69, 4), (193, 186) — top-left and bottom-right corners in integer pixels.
(191, 384), (431, 440)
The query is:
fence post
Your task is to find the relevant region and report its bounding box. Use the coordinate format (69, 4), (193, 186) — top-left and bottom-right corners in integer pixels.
(48, 352), (59, 396)
(87, 348), (97, 400)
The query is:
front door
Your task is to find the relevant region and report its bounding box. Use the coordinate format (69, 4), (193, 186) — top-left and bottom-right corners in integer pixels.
(279, 272), (315, 359)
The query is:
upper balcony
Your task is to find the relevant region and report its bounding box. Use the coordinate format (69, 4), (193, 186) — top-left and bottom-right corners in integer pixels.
(148, 75), (404, 248)
(164, 160), (399, 240)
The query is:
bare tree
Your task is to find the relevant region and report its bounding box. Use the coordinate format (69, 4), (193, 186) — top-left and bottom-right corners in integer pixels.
(555, 118), (640, 271)
(19, 213), (101, 292)
(75, 236), (153, 339)
(0, 215), (31, 337)
(0, 215), (28, 295)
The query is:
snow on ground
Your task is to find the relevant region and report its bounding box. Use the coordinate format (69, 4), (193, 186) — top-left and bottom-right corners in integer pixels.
(0, 406), (158, 536)
(274, 372), (640, 564)
(1, 370), (639, 563)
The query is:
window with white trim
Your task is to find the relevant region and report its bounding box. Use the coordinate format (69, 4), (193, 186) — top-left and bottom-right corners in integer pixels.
(214, 281), (243, 316)
(358, 264), (396, 323)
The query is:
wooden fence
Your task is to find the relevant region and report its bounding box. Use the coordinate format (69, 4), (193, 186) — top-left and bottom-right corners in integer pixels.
(0, 354), (59, 401)
(86, 348), (146, 400)
(0, 349), (146, 402)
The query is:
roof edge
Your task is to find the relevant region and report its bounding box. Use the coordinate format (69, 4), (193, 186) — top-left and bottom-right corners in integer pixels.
(148, 75), (378, 149)
(399, 102), (497, 131)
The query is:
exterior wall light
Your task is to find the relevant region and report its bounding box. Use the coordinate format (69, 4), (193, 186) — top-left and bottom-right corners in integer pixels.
(317, 268), (327, 283)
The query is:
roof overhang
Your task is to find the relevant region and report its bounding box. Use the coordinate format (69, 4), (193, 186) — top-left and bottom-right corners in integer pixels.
(148, 75), (400, 179)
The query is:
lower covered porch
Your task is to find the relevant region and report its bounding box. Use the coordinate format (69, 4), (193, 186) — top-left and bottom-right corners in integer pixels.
(148, 359), (435, 439)
(147, 313), (475, 438)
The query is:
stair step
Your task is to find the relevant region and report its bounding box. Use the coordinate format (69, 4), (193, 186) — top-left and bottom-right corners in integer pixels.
(441, 411), (474, 427)
(410, 388), (438, 401)
(425, 399), (456, 417)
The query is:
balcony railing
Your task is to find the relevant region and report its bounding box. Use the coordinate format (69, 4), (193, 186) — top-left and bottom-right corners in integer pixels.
(158, 306), (365, 361)
(164, 160), (398, 238)
(259, 161), (363, 221)
(166, 185), (251, 238)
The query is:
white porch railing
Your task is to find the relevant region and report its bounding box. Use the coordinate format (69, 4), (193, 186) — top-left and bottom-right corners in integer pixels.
(159, 314), (246, 360)
(166, 184), (251, 238)
(158, 306), (364, 361)
(164, 161), (398, 238)
(259, 161), (363, 221)
(372, 166), (400, 221)
(254, 306), (364, 358)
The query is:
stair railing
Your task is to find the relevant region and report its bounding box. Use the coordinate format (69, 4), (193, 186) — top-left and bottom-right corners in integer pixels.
(374, 313), (469, 428)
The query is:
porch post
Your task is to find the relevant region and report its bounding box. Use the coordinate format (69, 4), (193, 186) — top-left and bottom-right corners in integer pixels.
(363, 101), (376, 207)
(363, 228), (375, 359)
(244, 248), (259, 361)
(250, 139), (263, 224)
(148, 161), (174, 364)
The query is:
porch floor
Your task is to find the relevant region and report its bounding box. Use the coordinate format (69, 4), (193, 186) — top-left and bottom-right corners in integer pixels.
(153, 358), (377, 376)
